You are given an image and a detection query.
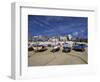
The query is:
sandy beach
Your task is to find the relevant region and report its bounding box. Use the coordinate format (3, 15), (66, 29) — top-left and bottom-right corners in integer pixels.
(28, 47), (88, 66)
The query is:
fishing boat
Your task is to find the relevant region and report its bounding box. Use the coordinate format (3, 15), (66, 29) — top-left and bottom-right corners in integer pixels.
(28, 43), (34, 51)
(72, 43), (87, 51)
(62, 43), (71, 52)
(37, 45), (48, 52)
(33, 44), (48, 52)
(51, 45), (60, 53)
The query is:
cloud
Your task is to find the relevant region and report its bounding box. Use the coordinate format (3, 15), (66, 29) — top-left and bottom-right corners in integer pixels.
(28, 15), (88, 38)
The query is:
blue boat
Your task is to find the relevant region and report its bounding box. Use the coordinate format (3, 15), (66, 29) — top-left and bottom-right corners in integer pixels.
(73, 43), (87, 51)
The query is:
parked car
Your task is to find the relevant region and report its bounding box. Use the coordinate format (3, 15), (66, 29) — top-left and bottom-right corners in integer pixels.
(62, 43), (71, 52)
(72, 43), (87, 51)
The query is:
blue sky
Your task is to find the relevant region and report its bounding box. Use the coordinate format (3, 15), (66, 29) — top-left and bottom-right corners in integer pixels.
(28, 15), (88, 39)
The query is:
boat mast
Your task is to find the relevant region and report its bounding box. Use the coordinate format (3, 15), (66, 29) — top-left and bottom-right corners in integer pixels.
(36, 35), (39, 51)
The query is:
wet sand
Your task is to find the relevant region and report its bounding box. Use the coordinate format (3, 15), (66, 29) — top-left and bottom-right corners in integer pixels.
(28, 47), (88, 66)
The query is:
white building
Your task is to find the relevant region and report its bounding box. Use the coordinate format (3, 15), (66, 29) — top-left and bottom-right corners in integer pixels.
(68, 34), (72, 40)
